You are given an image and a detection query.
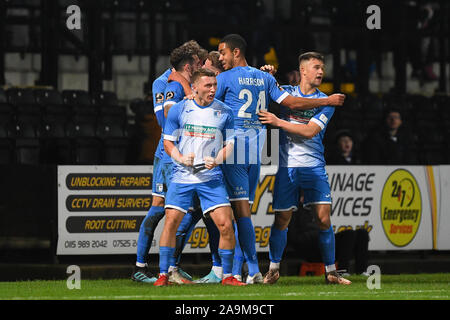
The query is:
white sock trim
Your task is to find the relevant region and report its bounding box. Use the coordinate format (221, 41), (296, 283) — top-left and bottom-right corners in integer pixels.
(270, 262), (280, 270)
(168, 266), (177, 273)
(212, 266), (223, 278)
(325, 264), (336, 273)
(136, 262), (147, 268)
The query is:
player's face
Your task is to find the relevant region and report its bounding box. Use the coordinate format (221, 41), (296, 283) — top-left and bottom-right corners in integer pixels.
(300, 58), (325, 87)
(193, 76), (217, 105)
(203, 59), (221, 75)
(218, 43), (234, 70)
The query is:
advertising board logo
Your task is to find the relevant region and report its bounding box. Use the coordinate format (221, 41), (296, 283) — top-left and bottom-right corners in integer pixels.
(381, 169), (421, 247)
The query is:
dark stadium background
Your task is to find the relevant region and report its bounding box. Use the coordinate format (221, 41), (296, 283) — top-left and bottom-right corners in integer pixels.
(0, 0), (449, 281)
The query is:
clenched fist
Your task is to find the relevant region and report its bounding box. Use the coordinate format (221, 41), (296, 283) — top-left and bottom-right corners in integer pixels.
(181, 153), (195, 167)
(327, 93), (346, 106)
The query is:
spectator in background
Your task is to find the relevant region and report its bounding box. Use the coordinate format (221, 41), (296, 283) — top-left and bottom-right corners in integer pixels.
(327, 130), (361, 165)
(363, 108), (418, 165)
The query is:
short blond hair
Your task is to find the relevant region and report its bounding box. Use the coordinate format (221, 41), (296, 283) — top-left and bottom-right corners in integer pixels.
(298, 52), (324, 65)
(191, 68), (216, 84)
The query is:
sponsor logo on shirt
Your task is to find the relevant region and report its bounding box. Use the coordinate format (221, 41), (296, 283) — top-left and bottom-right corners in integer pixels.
(184, 124), (217, 139)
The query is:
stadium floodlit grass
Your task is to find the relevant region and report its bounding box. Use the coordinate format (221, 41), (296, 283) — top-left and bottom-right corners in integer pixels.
(1, 273), (449, 300)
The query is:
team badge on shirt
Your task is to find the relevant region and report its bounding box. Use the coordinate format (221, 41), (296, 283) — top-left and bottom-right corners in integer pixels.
(155, 92), (164, 104)
(165, 91), (175, 100)
(214, 110), (221, 118)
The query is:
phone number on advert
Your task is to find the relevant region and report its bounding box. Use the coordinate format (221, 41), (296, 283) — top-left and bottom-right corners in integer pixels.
(64, 240), (137, 248)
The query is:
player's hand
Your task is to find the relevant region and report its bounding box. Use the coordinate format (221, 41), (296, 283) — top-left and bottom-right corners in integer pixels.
(260, 64), (277, 75)
(327, 93), (346, 106)
(204, 156), (217, 170)
(181, 153), (195, 167)
(258, 110), (280, 127)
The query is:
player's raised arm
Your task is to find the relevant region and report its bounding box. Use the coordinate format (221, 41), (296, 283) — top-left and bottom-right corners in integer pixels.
(281, 93), (345, 110)
(258, 110), (321, 139)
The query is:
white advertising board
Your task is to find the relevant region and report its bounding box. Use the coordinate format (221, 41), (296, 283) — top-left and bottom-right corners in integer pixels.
(57, 165), (446, 255)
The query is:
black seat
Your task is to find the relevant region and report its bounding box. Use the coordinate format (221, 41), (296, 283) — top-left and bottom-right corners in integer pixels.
(34, 88), (69, 115)
(92, 91), (119, 107)
(62, 90), (91, 107)
(130, 98), (154, 118)
(10, 121), (41, 165)
(34, 88), (63, 106)
(39, 112), (72, 164)
(6, 88), (36, 106)
(96, 114), (129, 164)
(63, 90), (96, 117)
(7, 88), (41, 116)
(0, 120), (14, 164)
(66, 114), (101, 164)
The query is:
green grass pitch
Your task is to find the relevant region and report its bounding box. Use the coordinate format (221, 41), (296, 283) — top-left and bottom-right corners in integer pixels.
(1, 273), (449, 300)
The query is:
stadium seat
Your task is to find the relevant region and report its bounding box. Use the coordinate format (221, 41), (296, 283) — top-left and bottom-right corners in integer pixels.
(39, 112), (72, 164)
(91, 91), (119, 108)
(34, 88), (64, 106)
(96, 114), (130, 164)
(34, 88), (68, 115)
(130, 98), (154, 117)
(10, 121), (41, 165)
(6, 88), (36, 106)
(0, 122), (14, 164)
(62, 90), (92, 108)
(7, 88), (42, 118)
(62, 90), (96, 118)
(66, 113), (101, 164)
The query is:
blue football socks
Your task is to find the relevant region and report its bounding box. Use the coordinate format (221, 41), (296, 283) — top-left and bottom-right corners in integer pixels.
(318, 225), (336, 267)
(236, 217), (259, 276)
(269, 224), (288, 264)
(218, 248), (234, 276)
(204, 216), (222, 267)
(159, 246), (175, 274)
(136, 206), (165, 264)
(232, 220), (244, 275)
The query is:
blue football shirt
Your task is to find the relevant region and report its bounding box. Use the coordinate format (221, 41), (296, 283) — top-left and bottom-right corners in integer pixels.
(152, 68), (172, 160)
(278, 86), (335, 167)
(164, 98), (234, 183)
(215, 66), (288, 164)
